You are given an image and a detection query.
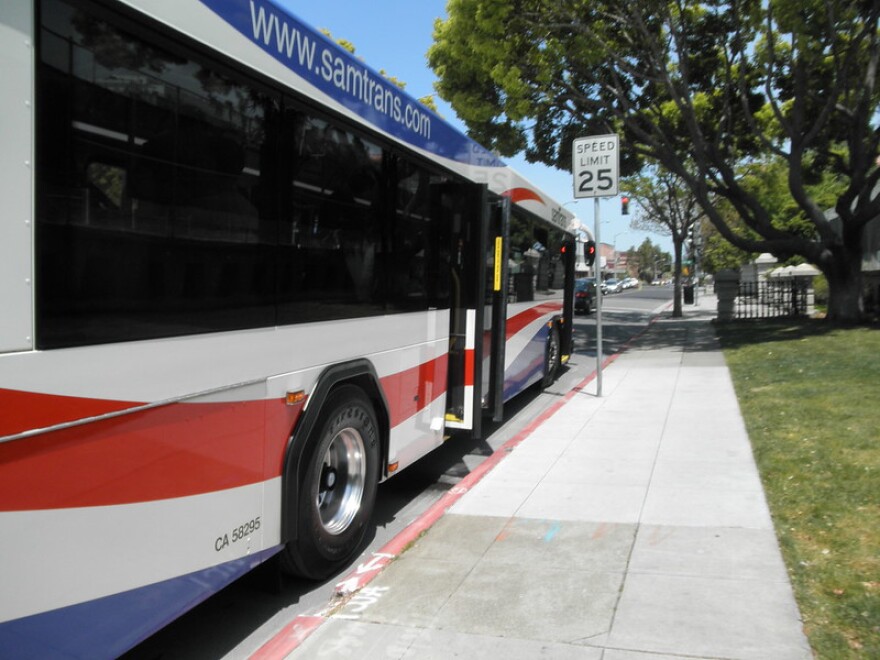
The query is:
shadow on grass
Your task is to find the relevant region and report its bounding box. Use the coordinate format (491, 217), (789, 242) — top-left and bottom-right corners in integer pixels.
(715, 318), (831, 348)
(711, 317), (871, 351)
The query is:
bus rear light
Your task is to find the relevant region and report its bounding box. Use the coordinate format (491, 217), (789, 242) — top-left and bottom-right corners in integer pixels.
(285, 390), (306, 406)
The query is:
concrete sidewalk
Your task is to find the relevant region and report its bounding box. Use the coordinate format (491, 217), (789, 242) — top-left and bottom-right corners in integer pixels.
(280, 294), (812, 659)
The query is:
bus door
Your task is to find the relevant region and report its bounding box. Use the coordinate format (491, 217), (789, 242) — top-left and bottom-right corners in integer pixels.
(484, 196), (510, 423)
(440, 183), (508, 438)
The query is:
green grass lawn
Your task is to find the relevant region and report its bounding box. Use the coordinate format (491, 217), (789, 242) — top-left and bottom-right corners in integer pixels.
(717, 321), (880, 657)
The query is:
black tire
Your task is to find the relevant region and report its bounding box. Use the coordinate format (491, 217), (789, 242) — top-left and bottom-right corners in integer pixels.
(541, 324), (561, 388)
(281, 385), (380, 580)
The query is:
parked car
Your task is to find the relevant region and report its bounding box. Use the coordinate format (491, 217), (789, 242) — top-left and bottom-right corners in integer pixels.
(604, 279), (622, 294)
(621, 277), (639, 290)
(574, 278), (595, 314)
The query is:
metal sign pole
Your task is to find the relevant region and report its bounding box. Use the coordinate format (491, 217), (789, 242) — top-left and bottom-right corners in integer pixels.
(572, 133), (618, 398)
(594, 198), (603, 396)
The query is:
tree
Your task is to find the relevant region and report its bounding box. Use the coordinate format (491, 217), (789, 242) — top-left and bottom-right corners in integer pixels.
(633, 239), (670, 283)
(700, 221), (753, 274)
(627, 166), (704, 316)
(429, 0), (880, 322)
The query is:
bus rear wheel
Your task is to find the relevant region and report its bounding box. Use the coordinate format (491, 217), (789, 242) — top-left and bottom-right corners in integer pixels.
(282, 385), (379, 580)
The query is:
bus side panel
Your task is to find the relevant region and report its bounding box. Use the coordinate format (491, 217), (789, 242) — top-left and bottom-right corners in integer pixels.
(0, 493), (282, 660)
(0, 1), (35, 354)
(0, 317), (450, 656)
(0, 396), (297, 634)
(381, 338), (449, 473)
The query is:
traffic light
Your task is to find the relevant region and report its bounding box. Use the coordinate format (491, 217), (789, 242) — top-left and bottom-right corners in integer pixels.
(621, 196), (630, 215)
(687, 225), (699, 256)
(584, 240), (596, 267)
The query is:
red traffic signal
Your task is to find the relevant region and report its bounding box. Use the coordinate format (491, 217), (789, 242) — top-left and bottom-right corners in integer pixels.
(584, 240), (596, 266)
(621, 196), (630, 215)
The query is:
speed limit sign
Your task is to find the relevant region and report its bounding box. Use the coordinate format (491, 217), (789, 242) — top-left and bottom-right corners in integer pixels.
(572, 135), (619, 198)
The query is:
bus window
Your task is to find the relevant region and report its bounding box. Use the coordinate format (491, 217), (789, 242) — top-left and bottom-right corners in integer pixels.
(389, 157), (450, 312)
(277, 113), (384, 324)
(36, 0), (278, 348)
(508, 212), (535, 302)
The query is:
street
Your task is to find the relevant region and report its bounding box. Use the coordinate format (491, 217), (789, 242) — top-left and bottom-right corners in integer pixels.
(122, 284), (673, 660)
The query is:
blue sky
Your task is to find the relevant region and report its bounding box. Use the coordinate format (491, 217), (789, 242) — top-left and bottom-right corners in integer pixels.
(277, 0), (671, 255)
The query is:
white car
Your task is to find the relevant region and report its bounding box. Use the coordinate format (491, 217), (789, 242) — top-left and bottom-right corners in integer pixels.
(604, 279), (623, 294)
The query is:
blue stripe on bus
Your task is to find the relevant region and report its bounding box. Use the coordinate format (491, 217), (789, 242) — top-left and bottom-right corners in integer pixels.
(199, 0), (505, 168)
(0, 546), (282, 660)
(503, 323), (550, 401)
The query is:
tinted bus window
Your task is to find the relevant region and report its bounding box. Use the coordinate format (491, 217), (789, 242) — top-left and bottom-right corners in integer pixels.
(37, 0), (277, 347)
(35, 0), (461, 350)
(277, 113), (385, 324)
(389, 157), (450, 312)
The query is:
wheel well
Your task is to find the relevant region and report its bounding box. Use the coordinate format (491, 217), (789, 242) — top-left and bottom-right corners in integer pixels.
(279, 360), (389, 544)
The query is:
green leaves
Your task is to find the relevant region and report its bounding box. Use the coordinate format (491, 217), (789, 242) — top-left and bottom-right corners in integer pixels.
(429, 0), (879, 321)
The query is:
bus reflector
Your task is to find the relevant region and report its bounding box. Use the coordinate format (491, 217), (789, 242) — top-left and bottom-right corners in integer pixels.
(286, 390), (306, 406)
(493, 237), (503, 291)
(387, 461), (400, 473)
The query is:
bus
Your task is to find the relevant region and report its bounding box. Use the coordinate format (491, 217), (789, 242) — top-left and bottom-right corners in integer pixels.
(0, 1), (576, 656)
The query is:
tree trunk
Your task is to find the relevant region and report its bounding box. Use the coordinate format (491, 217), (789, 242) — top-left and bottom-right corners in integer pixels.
(824, 244), (864, 323)
(672, 239), (683, 317)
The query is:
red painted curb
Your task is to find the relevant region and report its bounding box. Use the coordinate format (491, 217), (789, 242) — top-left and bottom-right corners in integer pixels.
(250, 616), (324, 660)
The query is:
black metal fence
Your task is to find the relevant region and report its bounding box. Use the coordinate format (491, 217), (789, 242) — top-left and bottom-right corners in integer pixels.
(734, 280), (810, 319)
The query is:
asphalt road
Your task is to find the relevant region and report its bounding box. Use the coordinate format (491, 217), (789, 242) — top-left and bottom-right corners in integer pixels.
(123, 284), (673, 660)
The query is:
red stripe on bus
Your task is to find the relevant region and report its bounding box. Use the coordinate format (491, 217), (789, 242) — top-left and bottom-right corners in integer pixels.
(0, 397), (299, 511)
(380, 354), (449, 428)
(501, 187), (545, 205)
(464, 348), (475, 387)
(0, 388), (138, 437)
(0, 354), (450, 510)
(506, 302), (562, 340)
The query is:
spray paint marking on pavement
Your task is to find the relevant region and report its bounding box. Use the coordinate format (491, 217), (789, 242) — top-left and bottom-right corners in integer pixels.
(543, 521), (562, 542)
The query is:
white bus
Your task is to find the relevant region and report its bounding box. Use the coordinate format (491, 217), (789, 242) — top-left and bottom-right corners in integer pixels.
(0, 1), (576, 656)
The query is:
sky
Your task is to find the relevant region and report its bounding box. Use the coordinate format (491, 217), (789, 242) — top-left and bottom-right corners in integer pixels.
(277, 0), (672, 255)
